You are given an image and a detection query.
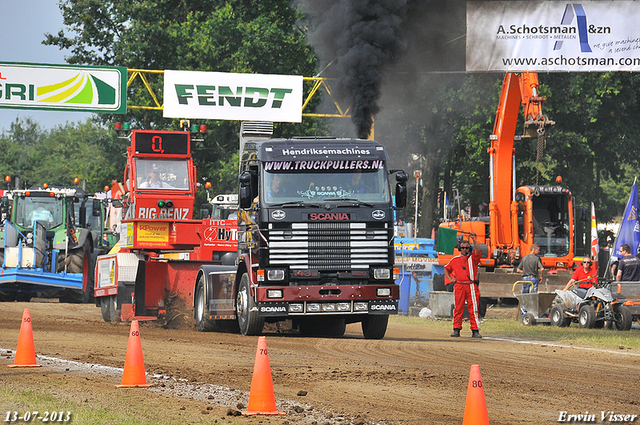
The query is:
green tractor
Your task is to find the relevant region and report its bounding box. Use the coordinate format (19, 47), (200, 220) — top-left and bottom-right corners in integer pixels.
(0, 186), (115, 303)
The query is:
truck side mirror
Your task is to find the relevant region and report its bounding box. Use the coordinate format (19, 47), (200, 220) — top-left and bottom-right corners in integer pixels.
(395, 171), (408, 209)
(92, 199), (102, 217)
(239, 171), (253, 209)
(200, 204), (212, 219)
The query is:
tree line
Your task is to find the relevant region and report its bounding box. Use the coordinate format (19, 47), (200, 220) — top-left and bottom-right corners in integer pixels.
(1, 0), (637, 230)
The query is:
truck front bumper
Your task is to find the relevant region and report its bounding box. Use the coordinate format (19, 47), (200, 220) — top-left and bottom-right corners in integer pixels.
(256, 284), (399, 316)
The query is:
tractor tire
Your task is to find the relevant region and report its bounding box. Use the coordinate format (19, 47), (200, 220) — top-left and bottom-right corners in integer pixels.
(361, 314), (389, 339)
(195, 275), (216, 332)
(60, 244), (94, 304)
(0, 251), (10, 301)
(578, 305), (596, 329)
(100, 295), (121, 323)
(550, 305), (570, 327)
(522, 312), (536, 326)
(236, 273), (264, 336)
(613, 305), (632, 331)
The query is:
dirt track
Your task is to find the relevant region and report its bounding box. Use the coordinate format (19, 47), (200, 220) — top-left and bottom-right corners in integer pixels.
(1, 301), (639, 424)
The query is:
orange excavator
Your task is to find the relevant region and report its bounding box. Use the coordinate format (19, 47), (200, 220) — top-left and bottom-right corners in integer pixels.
(438, 73), (591, 299)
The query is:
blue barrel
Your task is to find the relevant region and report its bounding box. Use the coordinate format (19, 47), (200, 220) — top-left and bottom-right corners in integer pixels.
(396, 271), (412, 315)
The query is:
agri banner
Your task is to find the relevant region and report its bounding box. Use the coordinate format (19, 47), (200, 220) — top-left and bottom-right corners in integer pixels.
(467, 1), (640, 72)
(0, 62), (127, 113)
(164, 70), (303, 122)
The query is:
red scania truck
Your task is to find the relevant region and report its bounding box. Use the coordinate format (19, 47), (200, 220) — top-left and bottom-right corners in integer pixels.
(194, 122), (408, 339)
(96, 123), (407, 339)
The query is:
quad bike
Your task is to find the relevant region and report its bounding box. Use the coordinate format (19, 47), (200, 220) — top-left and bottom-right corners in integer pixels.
(550, 280), (632, 330)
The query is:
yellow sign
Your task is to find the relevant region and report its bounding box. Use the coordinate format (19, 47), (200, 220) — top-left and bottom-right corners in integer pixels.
(136, 222), (169, 245)
(123, 222), (134, 248)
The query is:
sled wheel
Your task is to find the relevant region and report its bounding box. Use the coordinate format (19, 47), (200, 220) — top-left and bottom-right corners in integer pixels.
(100, 295), (120, 323)
(522, 312), (536, 326)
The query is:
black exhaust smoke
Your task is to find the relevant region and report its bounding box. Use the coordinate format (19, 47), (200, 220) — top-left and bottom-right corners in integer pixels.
(299, 0), (408, 139)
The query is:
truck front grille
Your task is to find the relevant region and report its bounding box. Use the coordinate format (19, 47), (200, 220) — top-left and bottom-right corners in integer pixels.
(267, 222), (391, 269)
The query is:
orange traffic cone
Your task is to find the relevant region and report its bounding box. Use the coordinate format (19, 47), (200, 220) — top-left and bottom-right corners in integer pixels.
(243, 337), (284, 415)
(462, 364), (490, 425)
(116, 320), (151, 388)
(8, 308), (41, 368)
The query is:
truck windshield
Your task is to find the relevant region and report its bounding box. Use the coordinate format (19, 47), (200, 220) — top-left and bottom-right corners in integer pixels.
(14, 196), (64, 230)
(135, 159), (190, 191)
(262, 169), (390, 204)
(532, 194), (570, 257)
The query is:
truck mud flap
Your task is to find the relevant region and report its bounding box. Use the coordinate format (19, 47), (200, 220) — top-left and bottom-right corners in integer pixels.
(369, 300), (399, 315)
(257, 302), (289, 316)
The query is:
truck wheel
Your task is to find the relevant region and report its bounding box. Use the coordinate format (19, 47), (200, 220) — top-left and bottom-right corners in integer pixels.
(195, 275), (215, 332)
(100, 295), (120, 322)
(613, 305), (632, 331)
(236, 273), (264, 336)
(550, 305), (570, 327)
(361, 315), (389, 339)
(578, 305), (596, 328)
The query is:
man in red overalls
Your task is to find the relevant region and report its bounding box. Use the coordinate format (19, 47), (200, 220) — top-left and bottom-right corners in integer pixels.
(444, 232), (482, 338)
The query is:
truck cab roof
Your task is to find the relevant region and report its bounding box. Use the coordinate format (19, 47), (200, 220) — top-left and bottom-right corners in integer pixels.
(15, 187), (88, 198)
(243, 138), (389, 162)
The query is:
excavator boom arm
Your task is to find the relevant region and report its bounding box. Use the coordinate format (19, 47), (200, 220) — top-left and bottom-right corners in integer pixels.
(488, 72), (554, 250)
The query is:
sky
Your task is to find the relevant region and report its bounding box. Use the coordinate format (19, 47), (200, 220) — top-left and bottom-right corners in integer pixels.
(0, 0), (92, 131)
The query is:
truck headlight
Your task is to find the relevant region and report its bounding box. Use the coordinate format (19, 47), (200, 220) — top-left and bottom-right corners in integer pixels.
(337, 302), (351, 312)
(322, 303), (336, 312)
(307, 303), (321, 312)
(373, 268), (391, 280)
(290, 303), (303, 313)
(267, 269), (285, 281)
(377, 288), (392, 297)
(354, 302), (368, 311)
(266, 289), (283, 299)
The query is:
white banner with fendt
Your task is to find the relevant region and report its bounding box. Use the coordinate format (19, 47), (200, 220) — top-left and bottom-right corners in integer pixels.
(467, 1), (640, 72)
(163, 70), (303, 122)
